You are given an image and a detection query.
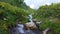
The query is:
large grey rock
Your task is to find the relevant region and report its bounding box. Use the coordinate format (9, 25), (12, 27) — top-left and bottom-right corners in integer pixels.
(25, 22), (37, 29)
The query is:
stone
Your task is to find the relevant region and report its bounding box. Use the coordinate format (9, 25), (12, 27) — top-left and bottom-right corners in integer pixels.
(25, 22), (38, 29)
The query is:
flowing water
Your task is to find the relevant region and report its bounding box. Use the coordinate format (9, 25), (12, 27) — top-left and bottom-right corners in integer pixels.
(15, 24), (41, 34)
(29, 14), (33, 22)
(9, 14), (41, 34)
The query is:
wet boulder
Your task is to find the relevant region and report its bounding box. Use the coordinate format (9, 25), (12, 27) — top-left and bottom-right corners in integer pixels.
(25, 22), (38, 30)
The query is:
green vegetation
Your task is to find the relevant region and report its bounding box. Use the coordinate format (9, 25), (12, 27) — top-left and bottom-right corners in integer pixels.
(0, 0), (29, 9)
(34, 3), (60, 34)
(0, 0), (60, 34)
(0, 0), (30, 34)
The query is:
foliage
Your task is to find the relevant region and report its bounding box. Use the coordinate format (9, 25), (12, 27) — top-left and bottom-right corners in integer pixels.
(34, 3), (60, 19)
(0, 0), (60, 34)
(0, 2), (29, 34)
(0, 0), (29, 9)
(34, 3), (60, 34)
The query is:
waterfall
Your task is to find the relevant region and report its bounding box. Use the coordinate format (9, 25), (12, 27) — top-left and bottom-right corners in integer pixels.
(29, 14), (33, 22)
(10, 14), (41, 34)
(17, 24), (25, 33)
(14, 23), (25, 34)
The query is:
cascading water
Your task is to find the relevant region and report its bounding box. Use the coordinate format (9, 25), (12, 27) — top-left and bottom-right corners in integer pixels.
(11, 22), (25, 34)
(25, 14), (35, 34)
(17, 14), (35, 34)
(17, 23), (25, 34)
(29, 14), (33, 22)
(28, 14), (41, 34)
(10, 14), (41, 34)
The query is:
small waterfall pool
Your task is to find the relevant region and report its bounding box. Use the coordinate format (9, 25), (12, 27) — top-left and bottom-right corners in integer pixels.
(15, 23), (41, 34)
(9, 23), (41, 34)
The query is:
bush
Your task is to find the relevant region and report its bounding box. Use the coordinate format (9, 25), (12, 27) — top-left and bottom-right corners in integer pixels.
(0, 2), (29, 34)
